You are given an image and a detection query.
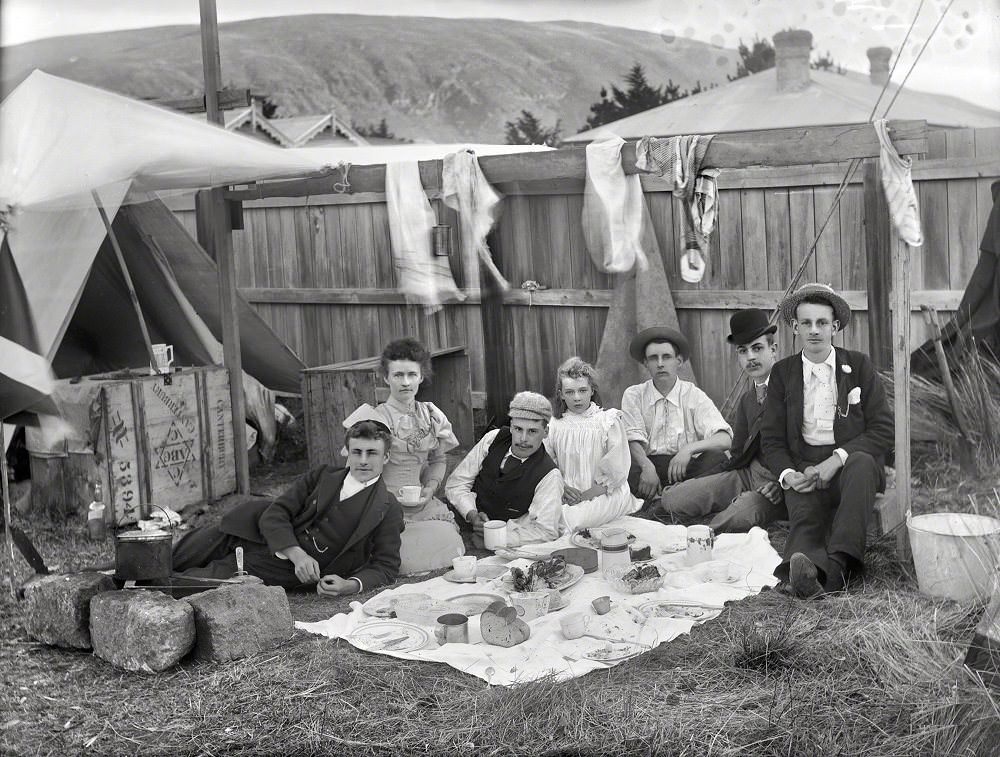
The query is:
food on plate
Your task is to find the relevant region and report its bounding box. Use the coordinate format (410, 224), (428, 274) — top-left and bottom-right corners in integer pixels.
(510, 555), (567, 592)
(621, 563), (662, 587)
(629, 541), (652, 561)
(480, 601), (531, 647)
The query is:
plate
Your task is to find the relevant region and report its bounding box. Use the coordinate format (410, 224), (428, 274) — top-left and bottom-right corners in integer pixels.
(570, 528), (636, 550)
(500, 563), (586, 592)
(442, 570), (476, 584)
(361, 594), (401, 618)
(551, 547), (599, 574)
(637, 600), (713, 621)
(583, 642), (644, 662)
(347, 621), (431, 653)
(446, 593), (505, 615)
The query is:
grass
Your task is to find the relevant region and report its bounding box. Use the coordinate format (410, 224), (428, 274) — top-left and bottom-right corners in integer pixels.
(2, 444), (999, 756)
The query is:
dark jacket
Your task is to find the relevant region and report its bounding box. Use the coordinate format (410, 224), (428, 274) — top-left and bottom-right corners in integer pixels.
(726, 383), (769, 472)
(219, 465), (403, 590)
(761, 347), (894, 477)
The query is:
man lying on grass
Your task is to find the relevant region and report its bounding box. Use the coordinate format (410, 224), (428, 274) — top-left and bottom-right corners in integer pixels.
(172, 420), (403, 596)
(761, 284), (893, 599)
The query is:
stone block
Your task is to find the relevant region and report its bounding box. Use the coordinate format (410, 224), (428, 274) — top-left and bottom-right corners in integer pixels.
(90, 591), (196, 673)
(23, 572), (116, 649)
(185, 583), (293, 662)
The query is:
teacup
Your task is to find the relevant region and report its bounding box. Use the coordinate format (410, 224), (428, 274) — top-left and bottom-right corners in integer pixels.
(700, 560), (731, 583)
(451, 556), (478, 580)
(397, 485), (423, 506)
(434, 613), (469, 645)
(483, 520), (508, 550)
(591, 596), (612, 615)
(560, 612), (591, 640)
(686, 524), (715, 565)
(509, 591), (550, 621)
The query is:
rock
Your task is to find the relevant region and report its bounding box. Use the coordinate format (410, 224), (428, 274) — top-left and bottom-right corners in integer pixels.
(185, 583), (293, 662)
(23, 572), (116, 649)
(90, 591), (195, 673)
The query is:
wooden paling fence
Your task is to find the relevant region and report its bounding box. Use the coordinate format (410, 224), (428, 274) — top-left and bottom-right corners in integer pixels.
(168, 125), (1000, 416)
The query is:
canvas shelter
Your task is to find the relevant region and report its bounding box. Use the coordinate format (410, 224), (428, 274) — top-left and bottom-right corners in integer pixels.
(0, 70), (549, 454)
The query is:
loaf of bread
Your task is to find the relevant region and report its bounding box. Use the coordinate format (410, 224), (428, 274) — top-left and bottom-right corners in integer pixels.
(480, 601), (531, 647)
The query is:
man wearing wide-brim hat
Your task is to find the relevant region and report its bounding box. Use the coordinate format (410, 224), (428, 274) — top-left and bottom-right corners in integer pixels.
(621, 326), (732, 501)
(760, 283), (893, 598)
(655, 309), (787, 531)
(445, 392), (565, 547)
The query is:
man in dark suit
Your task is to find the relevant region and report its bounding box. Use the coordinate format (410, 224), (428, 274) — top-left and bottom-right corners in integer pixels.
(655, 309), (786, 532)
(761, 284), (893, 598)
(172, 420), (403, 595)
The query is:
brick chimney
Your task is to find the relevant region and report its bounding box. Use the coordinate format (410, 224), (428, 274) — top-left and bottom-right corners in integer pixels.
(773, 29), (813, 92)
(867, 46), (892, 86)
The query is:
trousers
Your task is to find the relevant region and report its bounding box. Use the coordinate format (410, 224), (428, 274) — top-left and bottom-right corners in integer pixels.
(775, 445), (883, 590)
(172, 525), (301, 587)
(627, 450), (727, 499)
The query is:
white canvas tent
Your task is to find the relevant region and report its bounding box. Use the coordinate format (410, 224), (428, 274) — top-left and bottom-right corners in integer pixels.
(0, 70), (549, 451)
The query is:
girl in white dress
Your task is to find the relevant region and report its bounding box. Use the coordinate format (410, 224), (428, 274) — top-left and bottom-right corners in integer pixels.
(547, 357), (643, 532)
(344, 337), (465, 574)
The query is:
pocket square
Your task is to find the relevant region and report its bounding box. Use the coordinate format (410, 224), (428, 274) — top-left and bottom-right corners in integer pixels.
(847, 387), (862, 405)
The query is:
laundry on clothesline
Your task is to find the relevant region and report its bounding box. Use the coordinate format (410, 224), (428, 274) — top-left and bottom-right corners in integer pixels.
(874, 119), (923, 248)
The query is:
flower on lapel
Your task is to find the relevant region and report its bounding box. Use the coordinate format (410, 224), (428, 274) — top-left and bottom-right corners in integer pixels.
(841, 365), (852, 374)
(847, 387), (862, 405)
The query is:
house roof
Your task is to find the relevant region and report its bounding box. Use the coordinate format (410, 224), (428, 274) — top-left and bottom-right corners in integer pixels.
(192, 105), (376, 148)
(565, 68), (1000, 143)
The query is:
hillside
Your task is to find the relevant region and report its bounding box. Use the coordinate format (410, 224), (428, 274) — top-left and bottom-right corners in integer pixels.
(2, 15), (738, 142)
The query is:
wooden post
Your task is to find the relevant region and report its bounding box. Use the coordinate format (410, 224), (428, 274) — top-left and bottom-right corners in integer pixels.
(199, 0), (249, 493)
(891, 236), (911, 556)
(863, 160), (892, 371)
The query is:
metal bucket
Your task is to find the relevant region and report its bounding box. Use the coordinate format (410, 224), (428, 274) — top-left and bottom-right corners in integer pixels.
(115, 529), (173, 581)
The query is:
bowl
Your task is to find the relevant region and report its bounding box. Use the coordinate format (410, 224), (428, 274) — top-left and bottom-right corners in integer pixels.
(604, 565), (665, 595)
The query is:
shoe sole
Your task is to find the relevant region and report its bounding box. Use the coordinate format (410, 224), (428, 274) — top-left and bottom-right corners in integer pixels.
(789, 552), (823, 599)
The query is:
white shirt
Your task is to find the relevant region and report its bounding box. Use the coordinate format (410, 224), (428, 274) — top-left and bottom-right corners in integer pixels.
(621, 379), (732, 455)
(778, 349), (848, 488)
(444, 428), (564, 547)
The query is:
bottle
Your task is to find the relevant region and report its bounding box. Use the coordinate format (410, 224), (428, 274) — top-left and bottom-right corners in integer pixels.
(87, 481), (106, 540)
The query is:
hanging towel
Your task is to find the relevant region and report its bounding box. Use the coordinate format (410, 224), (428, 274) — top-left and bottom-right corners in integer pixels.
(582, 134), (649, 274)
(385, 160), (464, 311)
(635, 135), (720, 283)
(441, 149), (508, 291)
(874, 119), (923, 247)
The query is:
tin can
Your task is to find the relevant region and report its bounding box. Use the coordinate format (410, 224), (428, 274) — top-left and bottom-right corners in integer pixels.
(115, 529), (173, 581)
(432, 224), (452, 257)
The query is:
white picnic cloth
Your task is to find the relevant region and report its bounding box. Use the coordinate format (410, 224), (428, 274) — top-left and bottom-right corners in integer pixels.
(296, 518), (781, 686)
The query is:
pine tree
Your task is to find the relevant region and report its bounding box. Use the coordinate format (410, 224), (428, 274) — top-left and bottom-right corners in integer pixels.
(504, 110), (562, 147)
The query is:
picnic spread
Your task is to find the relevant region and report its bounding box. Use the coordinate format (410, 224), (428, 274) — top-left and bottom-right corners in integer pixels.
(297, 517), (781, 685)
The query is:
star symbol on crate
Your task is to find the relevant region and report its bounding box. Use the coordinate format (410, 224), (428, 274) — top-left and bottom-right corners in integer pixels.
(155, 420), (196, 485)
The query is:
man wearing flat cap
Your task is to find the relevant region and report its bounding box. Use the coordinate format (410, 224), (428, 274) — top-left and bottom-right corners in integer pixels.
(656, 309), (787, 531)
(761, 283), (893, 598)
(446, 392), (564, 546)
(621, 326), (732, 501)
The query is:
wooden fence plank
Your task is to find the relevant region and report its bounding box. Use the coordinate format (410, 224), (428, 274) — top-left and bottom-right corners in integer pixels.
(718, 189), (745, 288)
(740, 190), (768, 289)
(813, 187), (844, 288)
(764, 188), (791, 290)
(839, 185), (866, 289)
(946, 130), (981, 289)
(788, 187), (818, 285)
(919, 179), (951, 289)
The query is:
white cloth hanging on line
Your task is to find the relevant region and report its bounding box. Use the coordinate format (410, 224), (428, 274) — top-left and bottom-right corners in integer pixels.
(873, 119), (923, 247)
(582, 134), (649, 274)
(441, 149), (509, 291)
(385, 161), (465, 311)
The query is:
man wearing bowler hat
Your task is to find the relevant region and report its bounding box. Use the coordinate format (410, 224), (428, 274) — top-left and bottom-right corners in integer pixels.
(761, 283), (893, 598)
(621, 326), (732, 500)
(445, 392), (564, 547)
(655, 309), (787, 531)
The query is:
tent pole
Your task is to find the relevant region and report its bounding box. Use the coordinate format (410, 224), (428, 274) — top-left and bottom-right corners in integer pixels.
(91, 191), (159, 371)
(2, 422), (16, 597)
(200, 0), (249, 493)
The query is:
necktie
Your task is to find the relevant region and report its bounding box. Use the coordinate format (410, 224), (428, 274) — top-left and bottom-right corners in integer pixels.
(501, 454), (522, 475)
(755, 383), (767, 405)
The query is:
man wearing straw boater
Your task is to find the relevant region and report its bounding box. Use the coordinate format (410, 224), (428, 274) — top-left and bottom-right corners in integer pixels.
(761, 283), (893, 598)
(655, 309), (786, 532)
(622, 326), (732, 501)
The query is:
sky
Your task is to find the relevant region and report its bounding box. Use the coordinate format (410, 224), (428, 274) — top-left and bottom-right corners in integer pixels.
(2, 0), (998, 104)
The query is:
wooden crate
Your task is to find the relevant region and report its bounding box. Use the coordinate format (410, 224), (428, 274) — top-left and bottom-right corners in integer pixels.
(28, 367), (236, 524)
(302, 345), (474, 468)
